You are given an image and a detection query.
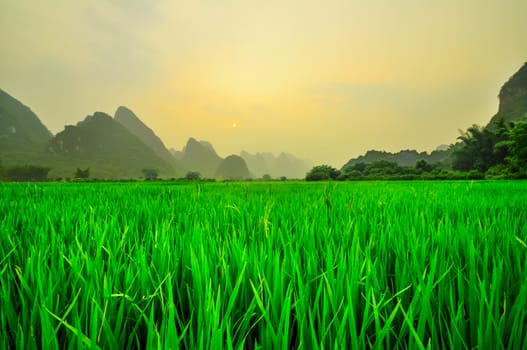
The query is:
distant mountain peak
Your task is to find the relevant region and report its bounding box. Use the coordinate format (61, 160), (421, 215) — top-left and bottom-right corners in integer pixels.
(179, 137), (222, 177)
(487, 62), (527, 128)
(114, 106), (150, 129)
(114, 106), (182, 174)
(115, 105), (134, 115)
(0, 89), (54, 165)
(0, 89), (53, 145)
(87, 111), (112, 121)
(215, 154), (250, 180)
(181, 137), (220, 157)
(48, 111), (176, 178)
(240, 150), (313, 179)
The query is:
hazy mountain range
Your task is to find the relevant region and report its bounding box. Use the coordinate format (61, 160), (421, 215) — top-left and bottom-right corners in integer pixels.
(0, 90), (312, 179)
(240, 151), (313, 179)
(48, 112), (176, 179)
(171, 138), (222, 178)
(1, 62), (526, 179)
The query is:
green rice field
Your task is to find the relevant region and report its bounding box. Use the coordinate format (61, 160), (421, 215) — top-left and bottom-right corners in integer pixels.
(1, 181), (527, 349)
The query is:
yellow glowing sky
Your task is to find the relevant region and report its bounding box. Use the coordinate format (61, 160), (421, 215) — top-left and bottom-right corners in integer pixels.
(1, 1), (526, 166)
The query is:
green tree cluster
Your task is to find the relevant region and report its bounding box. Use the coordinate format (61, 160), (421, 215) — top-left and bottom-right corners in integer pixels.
(452, 123), (509, 172)
(507, 120), (527, 173)
(75, 167), (90, 179)
(3, 165), (50, 182)
(451, 118), (527, 178)
(0, 158), (49, 182)
(142, 168), (159, 181)
(305, 158), (487, 181)
(184, 171), (201, 180)
(305, 165), (340, 181)
(339, 160), (448, 180)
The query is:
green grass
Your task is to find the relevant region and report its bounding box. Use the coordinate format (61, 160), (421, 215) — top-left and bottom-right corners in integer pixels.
(1, 181), (526, 349)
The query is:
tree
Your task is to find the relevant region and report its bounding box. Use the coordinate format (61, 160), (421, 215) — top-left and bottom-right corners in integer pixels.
(185, 171), (201, 180)
(75, 167), (90, 179)
(6, 165), (50, 182)
(452, 124), (510, 172)
(507, 120), (527, 172)
(262, 174), (272, 181)
(367, 160), (402, 175)
(142, 168), (159, 180)
(415, 159), (432, 173)
(305, 165), (340, 181)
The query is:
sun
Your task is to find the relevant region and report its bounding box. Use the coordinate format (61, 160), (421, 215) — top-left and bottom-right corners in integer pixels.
(232, 122), (238, 128)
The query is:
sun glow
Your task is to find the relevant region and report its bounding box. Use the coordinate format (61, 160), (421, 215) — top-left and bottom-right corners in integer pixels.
(232, 123), (238, 128)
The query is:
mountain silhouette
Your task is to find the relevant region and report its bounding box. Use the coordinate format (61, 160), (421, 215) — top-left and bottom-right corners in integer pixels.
(240, 151), (312, 179)
(215, 155), (251, 180)
(178, 137), (223, 177)
(49, 112), (176, 179)
(240, 151), (270, 177)
(114, 106), (183, 174)
(3, 62), (525, 179)
(0, 89), (53, 164)
(487, 62), (527, 129)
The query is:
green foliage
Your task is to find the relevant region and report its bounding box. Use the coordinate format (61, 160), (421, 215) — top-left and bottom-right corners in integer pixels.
(4, 165), (50, 181)
(338, 160), (492, 180)
(184, 171), (201, 180)
(448, 118), (527, 177)
(142, 168), (159, 180)
(507, 120), (527, 172)
(74, 167), (90, 179)
(452, 124), (510, 172)
(305, 165), (340, 181)
(415, 159), (432, 173)
(343, 149), (450, 168)
(342, 160), (417, 179)
(1, 181), (527, 348)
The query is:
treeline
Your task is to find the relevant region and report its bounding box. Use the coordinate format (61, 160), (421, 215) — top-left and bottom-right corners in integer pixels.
(0, 161), (50, 182)
(306, 161), (484, 181)
(0, 163), (155, 182)
(0, 161), (94, 182)
(0, 163), (244, 182)
(307, 118), (527, 181)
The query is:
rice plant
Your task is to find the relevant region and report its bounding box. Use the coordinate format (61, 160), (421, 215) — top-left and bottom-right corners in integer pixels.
(1, 181), (526, 349)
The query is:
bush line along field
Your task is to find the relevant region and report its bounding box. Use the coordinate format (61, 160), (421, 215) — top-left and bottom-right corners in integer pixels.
(1, 181), (526, 349)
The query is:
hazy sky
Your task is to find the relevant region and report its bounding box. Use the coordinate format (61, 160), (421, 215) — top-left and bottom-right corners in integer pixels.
(1, 1), (526, 166)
